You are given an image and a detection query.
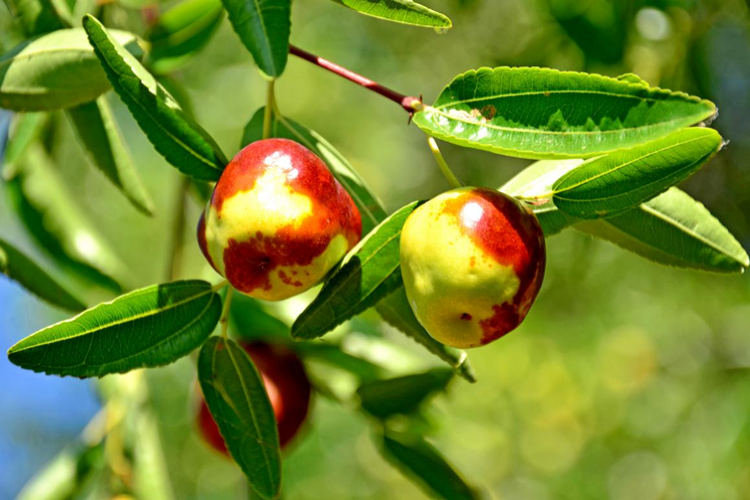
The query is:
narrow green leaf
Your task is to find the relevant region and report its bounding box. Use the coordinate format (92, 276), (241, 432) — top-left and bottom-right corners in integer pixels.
(220, 0), (291, 78)
(329, 0), (451, 28)
(294, 343), (384, 382)
(578, 187), (749, 273)
(2, 111), (47, 179)
(499, 158), (584, 236)
(376, 286), (476, 383)
(0, 28), (143, 111)
(67, 96), (155, 216)
(242, 107), (387, 234)
(292, 201), (420, 341)
(0, 236), (86, 311)
(5, 0), (66, 36)
(7, 280), (222, 377)
(145, 0), (224, 75)
(82, 15), (228, 181)
(358, 368), (452, 419)
(16, 443), (105, 500)
(380, 430), (478, 500)
(198, 336), (282, 500)
(7, 143), (130, 290)
(231, 292), (289, 340)
(413, 67), (717, 159)
(553, 128), (723, 219)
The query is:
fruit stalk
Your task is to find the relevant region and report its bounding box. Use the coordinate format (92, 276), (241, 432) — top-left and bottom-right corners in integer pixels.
(289, 45), (423, 113)
(427, 136), (463, 189)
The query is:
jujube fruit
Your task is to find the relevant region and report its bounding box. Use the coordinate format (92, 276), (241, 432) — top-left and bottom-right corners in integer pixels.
(198, 138), (362, 301)
(197, 341), (312, 453)
(399, 187), (545, 348)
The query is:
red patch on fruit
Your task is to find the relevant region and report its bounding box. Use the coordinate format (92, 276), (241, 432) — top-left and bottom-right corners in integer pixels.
(196, 212), (216, 271)
(442, 188), (546, 343)
(210, 139), (361, 294)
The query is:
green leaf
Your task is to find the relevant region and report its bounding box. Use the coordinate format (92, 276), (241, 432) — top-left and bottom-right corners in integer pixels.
(7, 143), (131, 291)
(231, 292), (289, 340)
(220, 0), (291, 78)
(553, 127), (723, 219)
(0, 28), (143, 111)
(412, 67), (717, 160)
(499, 158), (584, 236)
(578, 187), (749, 273)
(5, 0), (66, 36)
(0, 236), (86, 311)
(145, 0), (224, 75)
(82, 15), (228, 181)
(380, 430), (478, 500)
(329, 0), (451, 28)
(16, 443), (105, 500)
(2, 111), (47, 179)
(292, 201), (420, 341)
(242, 107), (387, 234)
(294, 343), (384, 382)
(376, 286), (476, 383)
(198, 336), (282, 500)
(358, 368), (452, 419)
(67, 96), (155, 216)
(7, 280), (222, 377)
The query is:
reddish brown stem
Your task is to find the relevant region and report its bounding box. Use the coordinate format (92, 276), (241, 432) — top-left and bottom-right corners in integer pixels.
(289, 44), (421, 113)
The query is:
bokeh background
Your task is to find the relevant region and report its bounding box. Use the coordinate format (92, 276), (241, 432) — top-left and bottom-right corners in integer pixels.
(2, 0), (750, 498)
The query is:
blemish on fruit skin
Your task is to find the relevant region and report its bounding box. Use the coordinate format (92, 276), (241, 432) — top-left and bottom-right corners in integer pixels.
(461, 313), (472, 320)
(278, 270), (303, 287)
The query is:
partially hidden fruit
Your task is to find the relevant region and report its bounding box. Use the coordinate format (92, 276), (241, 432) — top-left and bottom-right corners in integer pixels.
(399, 187), (545, 348)
(198, 138), (362, 301)
(198, 341), (312, 453)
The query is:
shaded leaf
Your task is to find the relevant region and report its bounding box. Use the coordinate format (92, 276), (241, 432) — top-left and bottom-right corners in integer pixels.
(8, 280), (222, 377)
(0, 236), (86, 311)
(294, 343), (384, 382)
(198, 336), (282, 500)
(83, 15), (227, 181)
(329, 0), (451, 28)
(5, 0), (66, 36)
(553, 128), (723, 219)
(358, 368), (452, 419)
(379, 430), (478, 500)
(292, 201), (420, 341)
(220, 0), (291, 78)
(376, 285), (476, 383)
(145, 0), (224, 74)
(413, 67), (716, 159)
(67, 96), (155, 215)
(578, 187), (749, 273)
(242, 107), (387, 234)
(2, 111), (47, 179)
(231, 292), (289, 340)
(0, 28), (143, 111)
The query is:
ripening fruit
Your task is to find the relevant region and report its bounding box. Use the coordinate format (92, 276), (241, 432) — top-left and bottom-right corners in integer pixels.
(198, 139), (362, 301)
(400, 187), (546, 348)
(197, 341), (312, 453)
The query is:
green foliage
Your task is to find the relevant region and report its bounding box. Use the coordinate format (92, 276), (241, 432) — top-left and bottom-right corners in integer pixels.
(66, 96), (155, 215)
(0, 28), (143, 111)
(220, 0), (291, 78)
(292, 201), (420, 341)
(413, 67), (716, 159)
(82, 15), (228, 181)
(0, 236), (86, 311)
(15, 443), (105, 500)
(329, 0), (451, 28)
(358, 368), (452, 419)
(242, 106), (387, 234)
(552, 128), (722, 218)
(7, 280), (222, 377)
(4, 0), (66, 36)
(198, 336), (282, 500)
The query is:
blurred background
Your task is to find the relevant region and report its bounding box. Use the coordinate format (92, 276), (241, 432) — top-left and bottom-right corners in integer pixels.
(2, 0), (750, 498)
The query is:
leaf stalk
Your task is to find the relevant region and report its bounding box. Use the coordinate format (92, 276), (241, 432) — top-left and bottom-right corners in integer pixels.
(427, 136), (462, 189)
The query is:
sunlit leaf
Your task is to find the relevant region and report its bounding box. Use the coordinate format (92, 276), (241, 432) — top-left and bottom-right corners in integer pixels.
(292, 201), (420, 341)
(0, 236), (86, 311)
(0, 28), (143, 111)
(7, 280), (222, 377)
(553, 128), (722, 218)
(578, 187), (749, 273)
(145, 0), (224, 74)
(358, 368), (452, 419)
(376, 286), (476, 383)
(67, 96), (155, 216)
(2, 111), (47, 179)
(83, 15), (227, 181)
(242, 107), (387, 234)
(329, 0), (451, 28)
(220, 0), (291, 77)
(413, 67), (716, 159)
(198, 336), (282, 500)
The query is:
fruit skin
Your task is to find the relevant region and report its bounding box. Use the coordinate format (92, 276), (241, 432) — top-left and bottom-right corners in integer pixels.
(399, 187), (546, 348)
(197, 341), (312, 453)
(198, 138), (362, 301)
